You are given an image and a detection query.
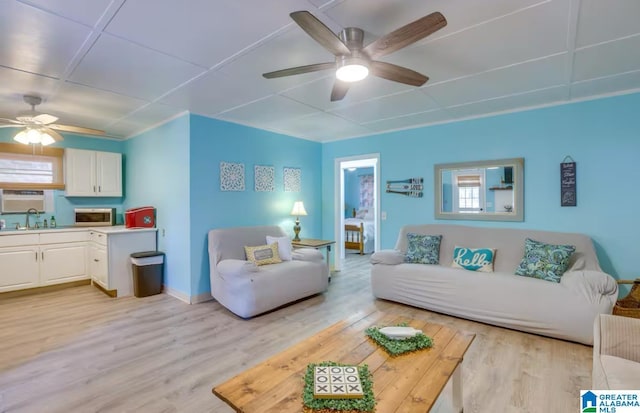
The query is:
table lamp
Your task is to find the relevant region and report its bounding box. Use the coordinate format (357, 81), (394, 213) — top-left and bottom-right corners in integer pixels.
(290, 201), (308, 241)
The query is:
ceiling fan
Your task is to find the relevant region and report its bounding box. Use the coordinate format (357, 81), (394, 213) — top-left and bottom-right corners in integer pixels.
(263, 10), (447, 101)
(0, 95), (105, 146)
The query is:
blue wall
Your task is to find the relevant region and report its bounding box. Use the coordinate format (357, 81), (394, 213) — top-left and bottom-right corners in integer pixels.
(0, 130), (124, 227)
(189, 114), (322, 296)
(322, 92), (640, 290)
(124, 115), (191, 296)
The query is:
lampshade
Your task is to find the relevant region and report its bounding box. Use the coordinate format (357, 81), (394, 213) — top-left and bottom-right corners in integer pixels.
(290, 201), (308, 216)
(13, 128), (56, 146)
(336, 57), (369, 82)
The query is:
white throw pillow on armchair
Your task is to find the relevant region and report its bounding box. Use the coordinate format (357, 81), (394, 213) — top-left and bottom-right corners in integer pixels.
(266, 235), (293, 261)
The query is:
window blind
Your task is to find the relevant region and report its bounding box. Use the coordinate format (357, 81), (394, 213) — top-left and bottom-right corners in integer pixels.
(0, 143), (65, 190)
(456, 175), (481, 187)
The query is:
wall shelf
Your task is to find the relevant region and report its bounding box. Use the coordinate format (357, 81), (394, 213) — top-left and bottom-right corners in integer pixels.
(489, 186), (513, 191)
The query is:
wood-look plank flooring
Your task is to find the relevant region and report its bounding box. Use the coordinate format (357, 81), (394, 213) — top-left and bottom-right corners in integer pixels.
(0, 253), (591, 412)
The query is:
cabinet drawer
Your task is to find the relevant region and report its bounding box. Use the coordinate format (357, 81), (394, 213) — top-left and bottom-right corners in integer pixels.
(89, 231), (107, 245)
(0, 234), (39, 248)
(40, 231), (89, 244)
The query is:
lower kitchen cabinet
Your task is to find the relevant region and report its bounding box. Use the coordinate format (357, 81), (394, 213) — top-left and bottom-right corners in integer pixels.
(88, 229), (156, 297)
(40, 243), (88, 285)
(0, 245), (40, 292)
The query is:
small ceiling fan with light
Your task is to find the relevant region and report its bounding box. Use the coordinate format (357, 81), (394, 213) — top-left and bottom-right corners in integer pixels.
(263, 10), (447, 101)
(0, 95), (105, 146)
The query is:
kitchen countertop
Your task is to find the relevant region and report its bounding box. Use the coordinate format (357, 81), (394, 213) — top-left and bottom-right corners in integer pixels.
(0, 225), (157, 236)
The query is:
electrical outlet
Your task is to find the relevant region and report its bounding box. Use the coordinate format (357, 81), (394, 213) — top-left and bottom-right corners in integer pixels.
(381, 211), (387, 220)
(162, 229), (166, 237)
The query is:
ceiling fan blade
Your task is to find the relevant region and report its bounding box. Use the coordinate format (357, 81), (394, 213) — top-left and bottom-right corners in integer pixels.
(49, 124), (105, 136)
(33, 113), (58, 125)
(290, 11), (351, 56)
(0, 124), (22, 129)
(364, 12), (447, 59)
(43, 127), (64, 142)
(330, 80), (350, 102)
(370, 61), (428, 86)
(263, 62), (335, 79)
(0, 118), (23, 125)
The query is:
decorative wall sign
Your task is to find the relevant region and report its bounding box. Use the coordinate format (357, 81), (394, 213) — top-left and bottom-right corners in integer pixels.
(220, 161), (245, 191)
(560, 157), (576, 207)
(283, 167), (301, 192)
(386, 177), (424, 198)
(254, 165), (275, 192)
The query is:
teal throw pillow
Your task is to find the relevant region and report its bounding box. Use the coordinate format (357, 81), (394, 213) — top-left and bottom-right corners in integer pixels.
(405, 233), (442, 264)
(451, 246), (496, 272)
(514, 238), (576, 283)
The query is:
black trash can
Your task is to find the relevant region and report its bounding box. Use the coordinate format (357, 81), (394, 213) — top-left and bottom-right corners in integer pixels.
(131, 251), (165, 297)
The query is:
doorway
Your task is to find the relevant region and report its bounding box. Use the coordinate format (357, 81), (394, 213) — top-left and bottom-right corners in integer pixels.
(334, 154), (380, 272)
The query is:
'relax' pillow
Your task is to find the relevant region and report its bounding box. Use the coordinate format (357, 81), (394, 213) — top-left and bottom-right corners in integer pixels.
(451, 246), (496, 272)
(515, 238), (575, 283)
(244, 242), (282, 266)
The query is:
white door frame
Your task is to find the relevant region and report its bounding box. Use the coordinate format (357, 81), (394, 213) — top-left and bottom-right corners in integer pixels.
(334, 153), (380, 271)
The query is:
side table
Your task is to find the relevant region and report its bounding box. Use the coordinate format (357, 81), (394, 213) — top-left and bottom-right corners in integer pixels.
(291, 238), (335, 272)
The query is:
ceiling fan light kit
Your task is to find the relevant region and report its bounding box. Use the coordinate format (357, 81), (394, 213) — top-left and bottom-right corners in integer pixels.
(14, 128), (56, 146)
(263, 10), (447, 101)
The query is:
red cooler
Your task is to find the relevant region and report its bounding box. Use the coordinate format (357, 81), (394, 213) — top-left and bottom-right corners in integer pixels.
(125, 206), (156, 228)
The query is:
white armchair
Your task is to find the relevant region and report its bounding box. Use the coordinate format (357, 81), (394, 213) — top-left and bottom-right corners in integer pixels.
(208, 226), (329, 318)
(592, 314), (640, 389)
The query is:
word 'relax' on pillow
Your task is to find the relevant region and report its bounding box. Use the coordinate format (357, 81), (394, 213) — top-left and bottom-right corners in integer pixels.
(266, 235), (293, 261)
(404, 233), (442, 264)
(515, 238), (576, 283)
(244, 243), (282, 266)
(451, 246), (496, 272)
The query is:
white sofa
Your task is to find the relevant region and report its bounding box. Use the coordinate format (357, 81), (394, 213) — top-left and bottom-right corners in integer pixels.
(371, 224), (618, 345)
(208, 226), (329, 318)
(593, 314), (640, 389)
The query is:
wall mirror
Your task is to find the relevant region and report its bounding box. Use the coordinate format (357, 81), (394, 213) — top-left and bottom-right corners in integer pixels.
(434, 158), (524, 222)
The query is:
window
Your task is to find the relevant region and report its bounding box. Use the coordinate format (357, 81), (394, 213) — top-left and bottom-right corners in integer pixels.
(0, 143), (64, 190)
(453, 171), (484, 213)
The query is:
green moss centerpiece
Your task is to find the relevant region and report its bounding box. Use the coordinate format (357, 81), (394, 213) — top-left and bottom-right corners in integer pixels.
(365, 324), (433, 356)
(302, 361), (375, 413)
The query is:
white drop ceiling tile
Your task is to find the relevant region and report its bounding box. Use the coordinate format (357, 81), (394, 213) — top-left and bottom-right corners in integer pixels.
(216, 95), (317, 127)
(69, 34), (205, 101)
(382, 0), (569, 84)
(329, 90), (439, 123)
(0, 1), (92, 78)
(571, 71), (640, 100)
(105, 0), (315, 68)
(424, 54), (567, 107)
(324, 0), (543, 43)
(217, 26), (335, 90)
(44, 83), (147, 125)
(446, 86), (568, 119)
(275, 112), (372, 141)
(107, 103), (185, 137)
(576, 0), (640, 48)
(22, 0), (114, 26)
(282, 75), (412, 110)
(573, 36), (640, 82)
(160, 71), (276, 116)
(0, 67), (59, 111)
(362, 109), (453, 132)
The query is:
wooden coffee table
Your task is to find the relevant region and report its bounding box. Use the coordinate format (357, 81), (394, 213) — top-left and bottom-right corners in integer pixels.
(212, 310), (475, 412)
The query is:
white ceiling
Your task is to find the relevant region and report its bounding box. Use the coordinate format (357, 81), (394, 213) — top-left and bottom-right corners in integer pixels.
(1, 0), (639, 142)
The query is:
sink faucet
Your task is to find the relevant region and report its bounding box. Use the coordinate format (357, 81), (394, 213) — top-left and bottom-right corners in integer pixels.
(26, 208), (39, 229)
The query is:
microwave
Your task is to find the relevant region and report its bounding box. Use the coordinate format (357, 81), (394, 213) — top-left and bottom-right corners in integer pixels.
(74, 208), (116, 226)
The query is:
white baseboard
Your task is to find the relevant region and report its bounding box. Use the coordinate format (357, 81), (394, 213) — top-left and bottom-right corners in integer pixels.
(163, 285), (213, 304)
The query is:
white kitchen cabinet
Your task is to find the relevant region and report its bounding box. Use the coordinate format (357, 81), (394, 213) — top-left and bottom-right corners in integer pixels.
(0, 231), (89, 293)
(0, 245), (39, 292)
(40, 243), (87, 285)
(87, 229), (157, 297)
(65, 148), (122, 197)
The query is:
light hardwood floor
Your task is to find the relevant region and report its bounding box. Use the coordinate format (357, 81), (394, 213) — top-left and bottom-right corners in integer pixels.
(0, 254), (591, 412)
